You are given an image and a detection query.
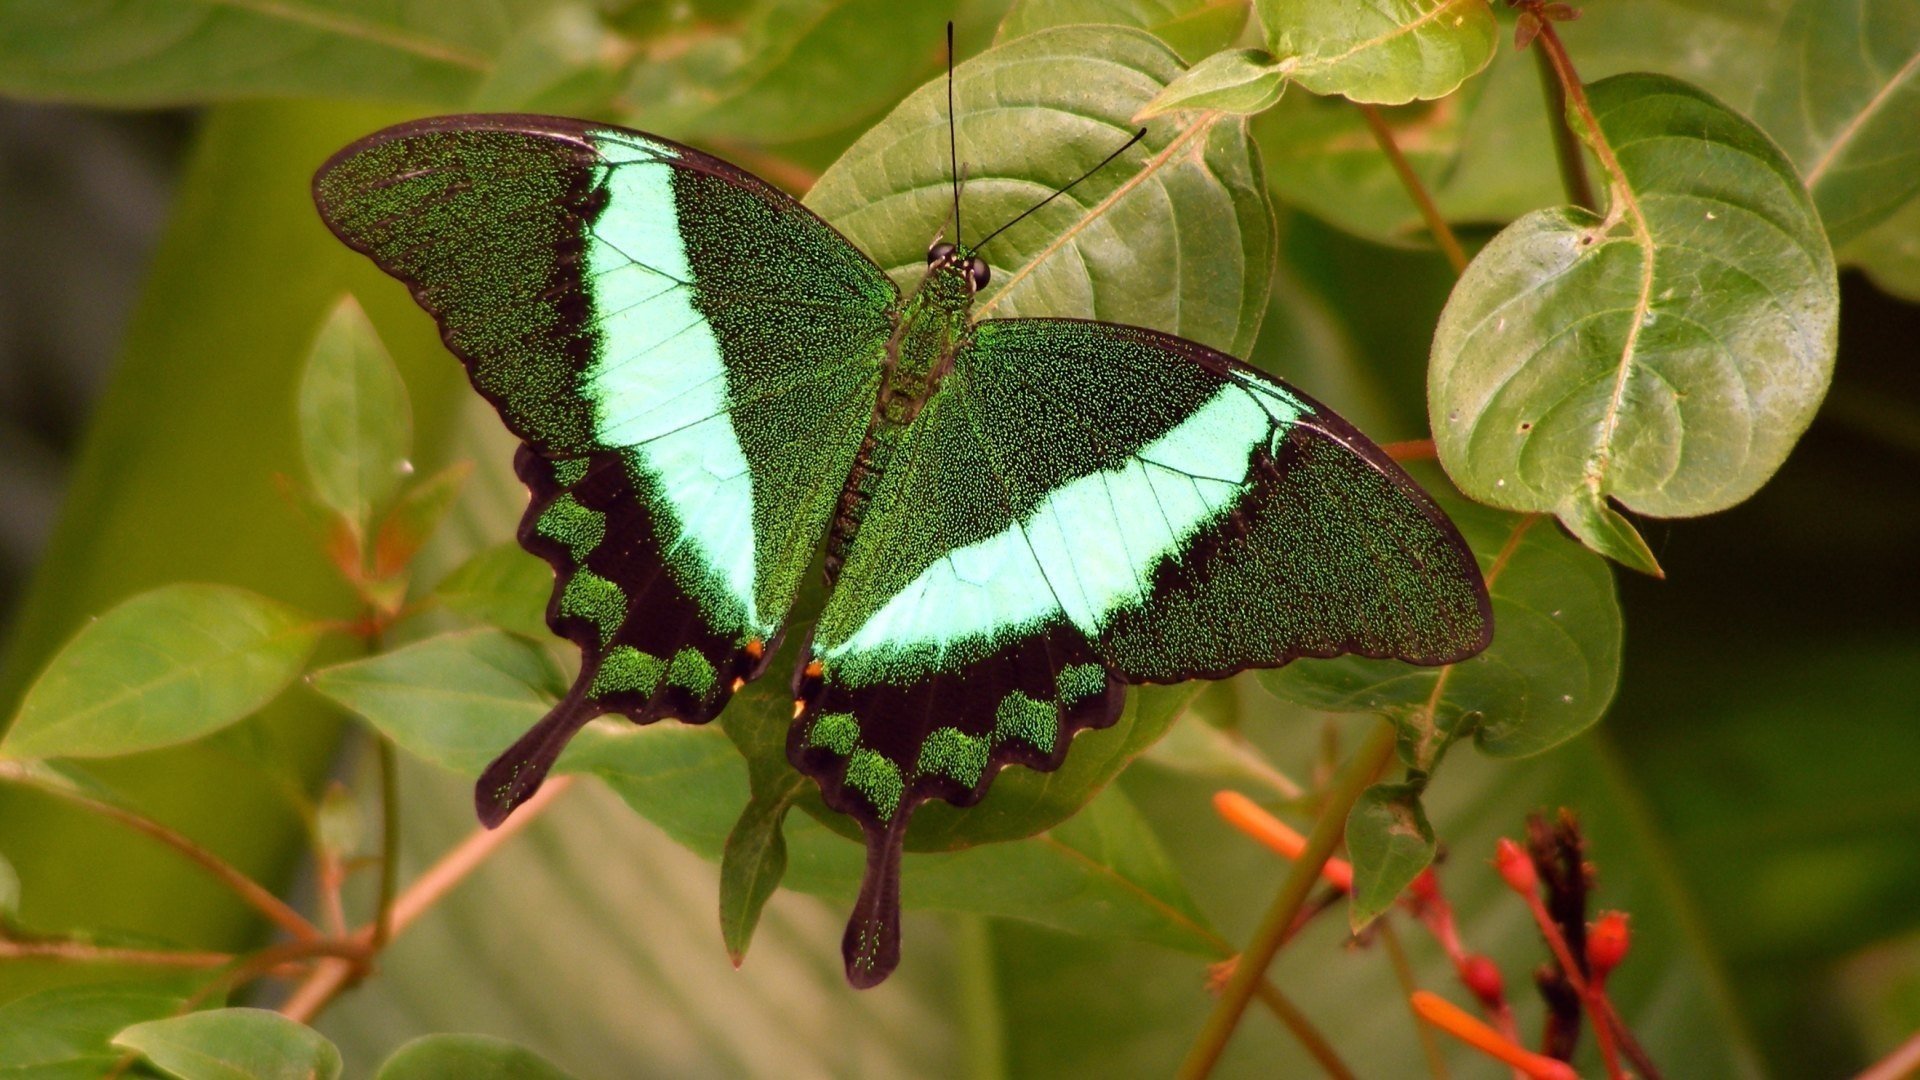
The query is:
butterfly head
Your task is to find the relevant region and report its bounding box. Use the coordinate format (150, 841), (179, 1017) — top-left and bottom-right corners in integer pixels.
(926, 241), (991, 294)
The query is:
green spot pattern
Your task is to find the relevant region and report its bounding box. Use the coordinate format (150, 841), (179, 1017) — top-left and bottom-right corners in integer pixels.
(590, 645), (665, 697)
(917, 727), (989, 787)
(807, 712), (860, 755)
(560, 570), (625, 644)
(994, 692), (1059, 753)
(551, 457), (590, 487)
(844, 749), (903, 819)
(666, 646), (717, 698)
(535, 493), (605, 560)
(1055, 663), (1105, 704)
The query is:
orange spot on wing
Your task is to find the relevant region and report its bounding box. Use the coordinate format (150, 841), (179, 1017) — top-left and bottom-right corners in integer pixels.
(731, 677), (745, 692)
(792, 700), (806, 719)
(744, 638), (764, 660)
(804, 659), (823, 679)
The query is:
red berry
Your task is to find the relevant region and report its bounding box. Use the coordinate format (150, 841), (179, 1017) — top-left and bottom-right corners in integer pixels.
(1461, 954), (1505, 1005)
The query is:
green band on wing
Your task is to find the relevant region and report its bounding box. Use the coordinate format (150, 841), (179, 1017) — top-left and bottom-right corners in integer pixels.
(535, 494), (606, 560)
(994, 692), (1059, 752)
(917, 727), (989, 786)
(582, 131), (766, 637)
(845, 749), (903, 819)
(560, 570), (626, 644)
(591, 645), (666, 696)
(1055, 663), (1106, 704)
(807, 712), (860, 755)
(823, 380), (1303, 676)
(666, 646), (717, 698)
(551, 458), (591, 487)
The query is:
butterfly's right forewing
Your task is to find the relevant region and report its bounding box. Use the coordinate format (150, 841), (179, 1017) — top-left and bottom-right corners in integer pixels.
(314, 116), (895, 823)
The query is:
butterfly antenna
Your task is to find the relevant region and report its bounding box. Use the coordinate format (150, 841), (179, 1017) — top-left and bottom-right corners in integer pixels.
(973, 127), (1148, 253)
(947, 21), (961, 243)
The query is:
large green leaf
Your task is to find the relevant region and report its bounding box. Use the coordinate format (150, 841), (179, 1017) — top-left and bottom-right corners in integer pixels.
(808, 24), (1275, 358)
(1256, 0), (1496, 105)
(0, 983), (187, 1078)
(115, 1008), (342, 1080)
(1261, 470), (1622, 761)
(0, 0), (604, 107)
(428, 541), (553, 642)
(1844, 196), (1920, 302)
(1, 584), (323, 760)
(296, 295), (412, 538)
(1755, 0), (1920, 245)
(1430, 74), (1838, 567)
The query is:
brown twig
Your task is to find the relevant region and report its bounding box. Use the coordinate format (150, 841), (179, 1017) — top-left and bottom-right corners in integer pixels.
(1357, 103), (1469, 274)
(0, 767), (321, 943)
(278, 774), (577, 1023)
(0, 937), (240, 970)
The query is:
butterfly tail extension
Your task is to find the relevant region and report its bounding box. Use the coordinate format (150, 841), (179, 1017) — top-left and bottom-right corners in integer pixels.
(844, 818), (909, 989)
(475, 674), (599, 828)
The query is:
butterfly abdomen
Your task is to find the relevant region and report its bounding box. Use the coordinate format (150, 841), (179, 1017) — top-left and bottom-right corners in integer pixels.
(825, 423), (905, 584)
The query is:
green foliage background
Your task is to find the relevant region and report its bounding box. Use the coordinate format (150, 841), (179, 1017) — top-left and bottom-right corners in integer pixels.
(0, 0), (1916, 1076)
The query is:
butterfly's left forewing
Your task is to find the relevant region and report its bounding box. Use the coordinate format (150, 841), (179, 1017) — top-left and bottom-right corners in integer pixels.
(795, 316), (1490, 985)
(314, 116), (895, 823)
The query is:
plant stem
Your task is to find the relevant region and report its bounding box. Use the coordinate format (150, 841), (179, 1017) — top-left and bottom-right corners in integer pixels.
(277, 774), (576, 1023)
(369, 736), (400, 953)
(0, 767), (320, 943)
(1356, 103), (1468, 275)
(0, 938), (239, 969)
(1529, 41), (1595, 212)
(1251, 981), (1357, 1080)
(1857, 1030), (1920, 1080)
(1178, 719), (1399, 1079)
(1379, 919), (1451, 1080)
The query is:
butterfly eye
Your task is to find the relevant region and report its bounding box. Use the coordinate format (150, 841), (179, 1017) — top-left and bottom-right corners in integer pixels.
(927, 242), (956, 266)
(966, 256), (991, 291)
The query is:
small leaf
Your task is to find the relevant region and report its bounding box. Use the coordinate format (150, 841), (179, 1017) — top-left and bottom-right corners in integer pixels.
(0, 984), (187, 1075)
(718, 777), (801, 965)
(2, 584), (323, 760)
(114, 1008), (341, 1080)
(1755, 0), (1920, 245)
(430, 541), (555, 641)
(1261, 469), (1622, 759)
(307, 628), (564, 774)
(297, 295), (413, 537)
(998, 0), (1252, 62)
(1258, 0), (1496, 104)
(1557, 488), (1663, 579)
(370, 460), (473, 580)
(1430, 74), (1839, 565)
(1345, 780), (1434, 930)
(1136, 48), (1288, 119)
(375, 1034), (576, 1080)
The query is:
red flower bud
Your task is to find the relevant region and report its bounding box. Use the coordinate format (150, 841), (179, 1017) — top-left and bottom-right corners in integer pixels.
(1494, 837), (1537, 895)
(1461, 954), (1505, 1006)
(1587, 910), (1631, 979)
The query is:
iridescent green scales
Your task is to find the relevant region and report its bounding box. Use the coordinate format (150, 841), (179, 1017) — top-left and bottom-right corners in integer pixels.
(313, 112), (1492, 992)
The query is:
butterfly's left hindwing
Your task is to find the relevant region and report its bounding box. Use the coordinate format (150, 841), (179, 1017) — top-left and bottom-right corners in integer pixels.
(314, 116), (895, 824)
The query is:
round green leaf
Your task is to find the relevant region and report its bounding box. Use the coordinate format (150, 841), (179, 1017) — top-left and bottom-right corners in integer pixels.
(114, 1008), (341, 1080)
(1137, 48), (1289, 119)
(1257, 0), (1496, 105)
(1260, 470), (1622, 760)
(1755, 0), (1920, 246)
(376, 1034), (576, 1080)
(1430, 74), (1839, 564)
(807, 25), (1276, 358)
(1345, 780), (1434, 930)
(1, 583), (323, 760)
(298, 295), (413, 532)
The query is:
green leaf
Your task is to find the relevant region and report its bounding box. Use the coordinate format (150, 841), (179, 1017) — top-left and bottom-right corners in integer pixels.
(1257, 0), (1496, 105)
(370, 460), (472, 579)
(430, 541), (555, 641)
(1755, 0), (1920, 246)
(0, 984), (187, 1078)
(718, 776), (801, 964)
(1430, 74), (1839, 565)
(375, 1034), (576, 1080)
(617, 0), (951, 144)
(2, 584), (323, 760)
(0, 1), (575, 107)
(298, 295), (413, 536)
(114, 1008), (341, 1080)
(808, 24), (1275, 358)
(996, 0), (1251, 62)
(1344, 779), (1433, 929)
(1136, 48), (1288, 119)
(1261, 470), (1622, 760)
(1843, 196), (1920, 303)
(307, 628), (565, 774)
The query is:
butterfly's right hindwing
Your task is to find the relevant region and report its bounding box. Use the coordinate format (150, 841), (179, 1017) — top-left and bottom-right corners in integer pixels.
(314, 116), (894, 823)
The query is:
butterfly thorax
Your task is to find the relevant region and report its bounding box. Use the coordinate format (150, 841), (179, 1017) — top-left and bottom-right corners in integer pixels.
(825, 258), (977, 582)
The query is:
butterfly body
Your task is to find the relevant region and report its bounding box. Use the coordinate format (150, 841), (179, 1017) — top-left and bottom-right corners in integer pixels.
(314, 113), (1492, 988)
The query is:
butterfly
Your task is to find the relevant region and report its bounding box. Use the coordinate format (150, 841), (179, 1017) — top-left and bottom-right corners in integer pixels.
(313, 67), (1491, 988)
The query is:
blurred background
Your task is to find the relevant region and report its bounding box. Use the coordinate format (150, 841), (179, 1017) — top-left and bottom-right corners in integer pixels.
(2, 1), (1919, 1076)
